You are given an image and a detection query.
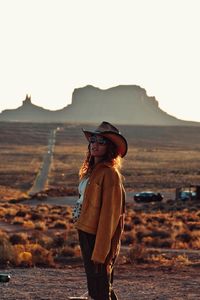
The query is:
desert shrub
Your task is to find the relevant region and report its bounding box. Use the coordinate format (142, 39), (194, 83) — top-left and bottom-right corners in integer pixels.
(4, 212), (15, 221)
(142, 236), (154, 247)
(128, 244), (191, 266)
(60, 246), (76, 257)
(0, 232), (14, 266)
(129, 244), (148, 264)
(190, 238), (200, 249)
(123, 235), (134, 246)
(34, 221), (46, 231)
(52, 234), (65, 248)
(136, 231), (148, 243)
(38, 235), (53, 250)
(187, 216), (197, 222)
(66, 228), (79, 245)
(145, 238), (173, 248)
(37, 205), (50, 214)
(176, 215), (186, 222)
(122, 231), (135, 245)
(62, 207), (72, 217)
(132, 216), (143, 225)
(174, 254), (190, 266)
(147, 216), (166, 224)
(11, 234), (58, 268)
(176, 232), (192, 243)
(172, 241), (189, 249)
(51, 220), (67, 229)
(30, 212), (44, 221)
(157, 240), (173, 248)
(188, 223), (200, 231)
(125, 215), (133, 223)
(27, 244), (54, 267)
(124, 223), (133, 231)
(4, 207), (18, 219)
(49, 215), (57, 222)
(151, 253), (190, 267)
(12, 216), (24, 225)
(74, 245), (81, 256)
(148, 230), (171, 239)
(9, 233), (28, 245)
(0, 207), (6, 217)
(13, 244), (26, 266)
(23, 220), (35, 229)
(18, 251), (33, 267)
(16, 210), (27, 217)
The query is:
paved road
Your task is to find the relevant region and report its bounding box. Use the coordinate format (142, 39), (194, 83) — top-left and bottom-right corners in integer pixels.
(21, 192), (136, 207)
(19, 191), (174, 208)
(28, 129), (57, 196)
(21, 196), (78, 206)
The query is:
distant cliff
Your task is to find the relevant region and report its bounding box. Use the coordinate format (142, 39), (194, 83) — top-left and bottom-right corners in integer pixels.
(0, 86), (199, 125)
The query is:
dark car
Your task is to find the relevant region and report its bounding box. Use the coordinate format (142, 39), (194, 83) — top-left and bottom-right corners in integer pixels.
(134, 191), (163, 203)
(179, 191), (196, 201)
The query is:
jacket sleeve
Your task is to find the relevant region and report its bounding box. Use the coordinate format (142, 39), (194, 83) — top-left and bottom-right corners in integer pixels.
(91, 169), (123, 263)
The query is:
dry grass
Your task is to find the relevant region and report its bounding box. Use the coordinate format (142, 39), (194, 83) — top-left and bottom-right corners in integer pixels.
(48, 124), (200, 192)
(0, 200), (200, 267)
(122, 201), (200, 251)
(128, 243), (191, 267)
(48, 144), (85, 188)
(1, 122), (200, 196)
(1, 122), (200, 268)
(0, 203), (79, 267)
(0, 203), (72, 231)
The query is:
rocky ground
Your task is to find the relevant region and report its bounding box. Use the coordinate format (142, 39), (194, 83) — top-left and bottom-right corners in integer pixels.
(1, 262), (200, 300)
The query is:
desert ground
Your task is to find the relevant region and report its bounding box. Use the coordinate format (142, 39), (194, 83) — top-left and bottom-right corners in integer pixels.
(1, 263), (200, 300)
(1, 122), (200, 299)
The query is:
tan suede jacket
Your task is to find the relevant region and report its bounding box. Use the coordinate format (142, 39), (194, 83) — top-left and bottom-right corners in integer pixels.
(75, 161), (125, 264)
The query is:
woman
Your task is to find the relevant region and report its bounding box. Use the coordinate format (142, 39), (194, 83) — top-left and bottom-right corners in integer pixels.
(73, 121), (128, 300)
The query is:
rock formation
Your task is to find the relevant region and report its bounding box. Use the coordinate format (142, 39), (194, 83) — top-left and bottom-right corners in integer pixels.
(0, 85), (199, 125)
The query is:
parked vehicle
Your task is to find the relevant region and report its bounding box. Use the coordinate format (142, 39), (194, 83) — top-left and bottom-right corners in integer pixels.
(175, 185), (200, 201)
(178, 190), (196, 201)
(134, 191), (163, 203)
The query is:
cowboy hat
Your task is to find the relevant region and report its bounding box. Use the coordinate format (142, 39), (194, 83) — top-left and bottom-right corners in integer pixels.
(82, 121), (128, 157)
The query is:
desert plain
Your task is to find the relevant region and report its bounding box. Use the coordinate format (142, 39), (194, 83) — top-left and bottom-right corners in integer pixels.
(1, 122), (200, 299)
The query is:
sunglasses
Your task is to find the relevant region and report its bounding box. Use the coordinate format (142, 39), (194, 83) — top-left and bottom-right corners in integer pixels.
(89, 135), (107, 145)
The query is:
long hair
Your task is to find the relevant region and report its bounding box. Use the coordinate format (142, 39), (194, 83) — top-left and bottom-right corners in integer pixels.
(79, 139), (122, 179)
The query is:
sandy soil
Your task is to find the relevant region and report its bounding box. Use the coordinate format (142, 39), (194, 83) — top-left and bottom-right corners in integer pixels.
(1, 262), (200, 300)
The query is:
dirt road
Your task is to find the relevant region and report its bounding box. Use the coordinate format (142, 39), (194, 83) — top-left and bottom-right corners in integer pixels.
(1, 263), (200, 300)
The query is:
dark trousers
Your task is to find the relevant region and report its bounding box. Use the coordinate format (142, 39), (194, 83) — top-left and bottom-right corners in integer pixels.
(78, 230), (118, 300)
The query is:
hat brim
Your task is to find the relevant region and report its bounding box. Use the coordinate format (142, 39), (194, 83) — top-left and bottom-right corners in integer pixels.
(82, 129), (128, 158)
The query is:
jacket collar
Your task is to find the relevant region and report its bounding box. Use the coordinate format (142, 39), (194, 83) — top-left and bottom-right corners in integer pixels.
(93, 161), (112, 170)
(90, 161), (113, 175)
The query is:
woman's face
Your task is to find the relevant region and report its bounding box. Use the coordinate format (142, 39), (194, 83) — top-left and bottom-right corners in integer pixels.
(89, 135), (108, 158)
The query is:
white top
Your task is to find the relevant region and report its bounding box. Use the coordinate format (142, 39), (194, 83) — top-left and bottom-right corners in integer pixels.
(72, 177), (89, 223)
(78, 177), (89, 204)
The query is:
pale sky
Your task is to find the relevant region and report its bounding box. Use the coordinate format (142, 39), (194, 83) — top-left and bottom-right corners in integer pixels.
(0, 0), (200, 122)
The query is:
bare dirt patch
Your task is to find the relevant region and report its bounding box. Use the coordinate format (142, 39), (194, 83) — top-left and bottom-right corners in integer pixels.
(1, 263), (200, 299)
